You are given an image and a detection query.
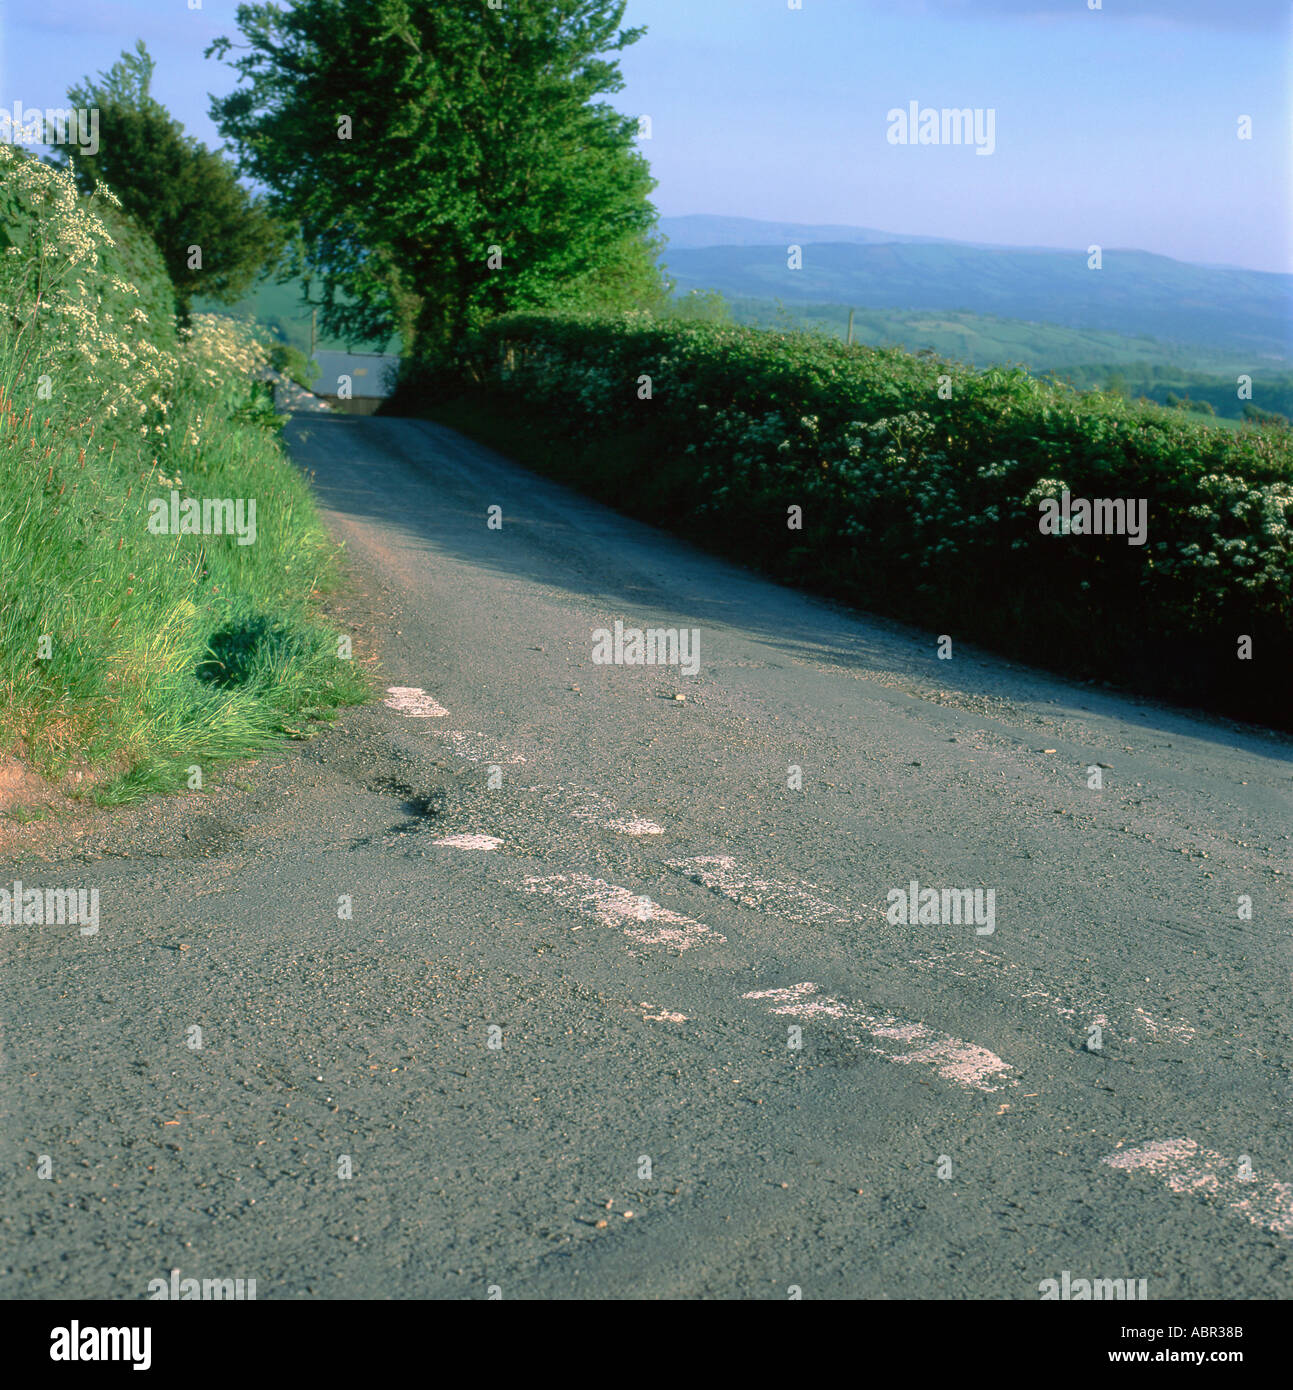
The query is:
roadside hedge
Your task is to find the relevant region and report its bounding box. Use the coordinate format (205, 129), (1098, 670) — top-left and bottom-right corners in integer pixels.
(409, 311), (1291, 726)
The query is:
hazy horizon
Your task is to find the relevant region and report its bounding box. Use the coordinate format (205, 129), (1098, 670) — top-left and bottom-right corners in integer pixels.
(655, 213), (1293, 277)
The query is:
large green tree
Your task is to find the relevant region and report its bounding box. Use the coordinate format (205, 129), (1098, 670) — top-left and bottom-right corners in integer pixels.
(207, 0), (666, 357)
(54, 41), (285, 317)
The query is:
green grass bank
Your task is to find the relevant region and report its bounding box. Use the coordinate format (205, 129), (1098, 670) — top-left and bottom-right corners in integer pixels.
(0, 149), (366, 807)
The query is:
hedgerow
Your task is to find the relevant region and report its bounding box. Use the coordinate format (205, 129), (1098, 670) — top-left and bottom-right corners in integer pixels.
(421, 311), (1291, 725)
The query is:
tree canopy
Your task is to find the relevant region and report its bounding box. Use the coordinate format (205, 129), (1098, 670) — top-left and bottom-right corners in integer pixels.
(54, 40), (285, 318)
(207, 0), (666, 356)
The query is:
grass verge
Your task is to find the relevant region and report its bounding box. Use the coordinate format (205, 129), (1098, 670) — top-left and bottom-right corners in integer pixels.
(0, 148), (367, 807)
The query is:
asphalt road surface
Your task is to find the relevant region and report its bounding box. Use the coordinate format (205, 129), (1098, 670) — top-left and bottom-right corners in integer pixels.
(4, 410), (1291, 1300)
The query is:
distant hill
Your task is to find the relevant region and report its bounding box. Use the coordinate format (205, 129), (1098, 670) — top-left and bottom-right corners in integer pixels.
(658, 220), (1293, 363)
(712, 298), (1293, 423)
(719, 298), (1253, 374)
(659, 214), (968, 250)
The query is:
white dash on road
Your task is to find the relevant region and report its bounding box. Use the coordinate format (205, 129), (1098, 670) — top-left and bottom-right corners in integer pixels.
(908, 950), (1195, 1046)
(666, 855), (883, 925)
(641, 1005), (688, 1023)
(603, 816), (665, 836)
(1130, 1008), (1196, 1045)
(522, 874), (722, 950)
(1103, 1139), (1293, 1240)
(432, 833), (503, 851)
(429, 731), (527, 763)
(544, 788), (664, 835)
(744, 982), (1015, 1092)
(384, 686), (449, 717)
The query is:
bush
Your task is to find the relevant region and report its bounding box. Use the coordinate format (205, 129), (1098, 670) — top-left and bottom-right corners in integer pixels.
(414, 311), (1292, 726)
(267, 340), (319, 392)
(1243, 403), (1289, 428)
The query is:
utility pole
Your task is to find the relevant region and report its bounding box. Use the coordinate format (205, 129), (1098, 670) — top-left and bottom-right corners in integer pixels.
(310, 308), (317, 361)
(846, 308), (855, 346)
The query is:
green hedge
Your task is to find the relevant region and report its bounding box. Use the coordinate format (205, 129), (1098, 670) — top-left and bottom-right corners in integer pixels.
(408, 311), (1291, 727)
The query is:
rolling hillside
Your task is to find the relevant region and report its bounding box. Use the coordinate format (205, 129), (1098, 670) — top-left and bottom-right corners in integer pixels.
(194, 278), (400, 358)
(718, 298), (1250, 372)
(659, 218), (1293, 364)
(660, 213), (967, 250)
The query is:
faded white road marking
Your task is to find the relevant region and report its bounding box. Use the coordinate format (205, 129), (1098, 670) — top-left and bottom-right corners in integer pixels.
(432, 833), (503, 851)
(908, 949), (1195, 1045)
(400, 738), (661, 831)
(544, 787), (664, 836)
(1103, 1139), (1293, 1240)
(666, 854), (883, 925)
(385, 686), (448, 717)
(744, 982), (1015, 1092)
(638, 1002), (688, 1023)
(429, 730), (527, 763)
(603, 816), (665, 836)
(1130, 1007), (1196, 1045)
(522, 874), (721, 950)
(420, 750), (664, 846)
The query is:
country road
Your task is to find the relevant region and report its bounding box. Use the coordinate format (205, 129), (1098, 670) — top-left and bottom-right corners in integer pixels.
(4, 409), (1292, 1301)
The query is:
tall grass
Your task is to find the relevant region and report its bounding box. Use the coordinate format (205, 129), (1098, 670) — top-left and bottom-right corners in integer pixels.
(0, 146), (366, 804)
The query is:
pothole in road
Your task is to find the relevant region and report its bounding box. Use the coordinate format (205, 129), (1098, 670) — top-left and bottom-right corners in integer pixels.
(366, 776), (446, 820)
(347, 777), (449, 846)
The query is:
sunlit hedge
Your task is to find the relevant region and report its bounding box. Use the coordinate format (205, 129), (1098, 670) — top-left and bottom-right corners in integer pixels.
(435, 311), (1291, 724)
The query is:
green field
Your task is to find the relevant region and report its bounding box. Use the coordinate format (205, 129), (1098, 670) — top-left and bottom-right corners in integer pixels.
(194, 276), (402, 359)
(714, 297), (1292, 424)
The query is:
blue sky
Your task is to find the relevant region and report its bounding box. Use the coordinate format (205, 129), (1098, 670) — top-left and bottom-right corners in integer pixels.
(2, 0), (1289, 272)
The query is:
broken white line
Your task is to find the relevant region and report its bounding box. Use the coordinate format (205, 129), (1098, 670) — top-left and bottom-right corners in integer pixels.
(430, 730), (527, 763)
(432, 833), (503, 851)
(545, 787), (664, 836)
(1102, 1138), (1293, 1240)
(744, 982), (1015, 1092)
(522, 873), (722, 951)
(384, 686), (449, 717)
(666, 854), (883, 925)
